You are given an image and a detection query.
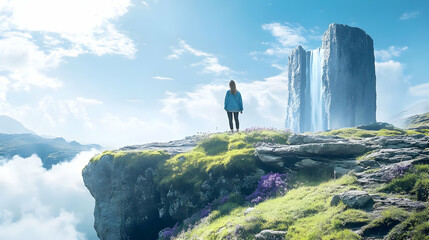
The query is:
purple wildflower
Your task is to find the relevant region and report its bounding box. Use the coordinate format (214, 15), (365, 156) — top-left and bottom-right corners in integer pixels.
(162, 222), (178, 239)
(246, 172), (288, 204)
(200, 205), (212, 218)
(219, 195), (230, 204)
(243, 127), (283, 133)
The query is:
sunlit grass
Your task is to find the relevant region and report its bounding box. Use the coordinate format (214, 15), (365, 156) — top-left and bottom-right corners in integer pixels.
(176, 175), (363, 239)
(319, 126), (427, 139)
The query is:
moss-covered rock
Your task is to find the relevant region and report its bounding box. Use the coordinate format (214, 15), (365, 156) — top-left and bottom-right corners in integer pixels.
(319, 125), (426, 139)
(83, 127), (429, 240)
(385, 207), (429, 240)
(360, 207), (410, 238)
(84, 129), (291, 240)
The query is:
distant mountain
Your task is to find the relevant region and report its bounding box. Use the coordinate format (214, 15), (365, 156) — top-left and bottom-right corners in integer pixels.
(0, 116), (100, 169)
(0, 133), (101, 169)
(391, 100), (429, 127)
(0, 115), (36, 134)
(404, 112), (429, 129)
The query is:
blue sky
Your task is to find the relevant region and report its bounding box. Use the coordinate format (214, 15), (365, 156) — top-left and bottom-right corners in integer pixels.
(0, 0), (428, 147)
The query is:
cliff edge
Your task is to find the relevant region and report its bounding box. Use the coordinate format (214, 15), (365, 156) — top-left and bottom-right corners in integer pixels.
(83, 122), (429, 240)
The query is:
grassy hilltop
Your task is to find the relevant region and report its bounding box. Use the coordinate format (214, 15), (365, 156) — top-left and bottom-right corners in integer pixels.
(87, 115), (429, 240)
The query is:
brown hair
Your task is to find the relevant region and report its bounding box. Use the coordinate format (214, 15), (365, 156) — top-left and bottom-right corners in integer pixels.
(229, 80), (237, 95)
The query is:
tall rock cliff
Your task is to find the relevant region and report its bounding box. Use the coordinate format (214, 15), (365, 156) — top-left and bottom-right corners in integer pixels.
(286, 46), (308, 133)
(285, 23), (376, 132)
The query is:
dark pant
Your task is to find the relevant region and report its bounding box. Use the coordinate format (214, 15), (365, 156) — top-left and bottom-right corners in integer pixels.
(227, 112), (239, 130)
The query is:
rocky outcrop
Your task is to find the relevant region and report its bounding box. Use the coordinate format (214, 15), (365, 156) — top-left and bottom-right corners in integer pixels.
(331, 190), (374, 209)
(83, 154), (163, 240)
(257, 142), (367, 158)
(255, 133), (428, 177)
(83, 136), (202, 240)
(83, 131), (428, 240)
(119, 136), (200, 155)
(83, 135), (266, 240)
(356, 160), (415, 185)
(285, 24), (376, 132)
(371, 195), (426, 211)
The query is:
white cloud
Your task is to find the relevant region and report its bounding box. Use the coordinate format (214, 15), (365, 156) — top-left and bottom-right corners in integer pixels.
(408, 83), (429, 97)
(260, 22), (307, 56)
(99, 113), (185, 147)
(0, 0), (136, 58)
(161, 84), (225, 120)
(0, 93), (187, 147)
(167, 40), (232, 75)
(0, 77), (8, 101)
(399, 11), (419, 20)
(0, 0), (136, 99)
(160, 73), (288, 129)
(0, 150), (99, 240)
(125, 99), (143, 103)
(76, 97), (103, 105)
(375, 46), (408, 61)
(375, 60), (413, 122)
(37, 96), (102, 128)
(0, 34), (63, 91)
(153, 76), (174, 80)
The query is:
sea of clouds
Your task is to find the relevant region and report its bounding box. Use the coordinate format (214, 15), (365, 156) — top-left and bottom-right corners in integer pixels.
(0, 150), (100, 240)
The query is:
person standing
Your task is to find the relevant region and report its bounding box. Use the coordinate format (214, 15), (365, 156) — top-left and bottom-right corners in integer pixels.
(224, 80), (243, 133)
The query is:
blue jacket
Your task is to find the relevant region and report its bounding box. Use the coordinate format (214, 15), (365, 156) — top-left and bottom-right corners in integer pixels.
(224, 90), (243, 112)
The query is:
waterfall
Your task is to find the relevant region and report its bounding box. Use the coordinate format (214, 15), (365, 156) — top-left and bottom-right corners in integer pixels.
(308, 48), (325, 132)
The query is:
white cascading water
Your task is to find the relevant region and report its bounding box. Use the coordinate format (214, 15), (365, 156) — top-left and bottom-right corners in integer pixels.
(309, 48), (325, 132)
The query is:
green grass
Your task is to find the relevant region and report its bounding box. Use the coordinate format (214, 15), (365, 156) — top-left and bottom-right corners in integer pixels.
(319, 126), (427, 139)
(89, 150), (170, 168)
(157, 130), (291, 193)
(362, 168), (380, 173)
(87, 128), (428, 240)
(89, 129), (292, 214)
(382, 164), (429, 201)
(157, 147), (257, 193)
(361, 207), (410, 237)
(356, 150), (376, 161)
(199, 135), (229, 155)
(176, 175), (363, 239)
(331, 209), (371, 229)
(386, 208), (429, 240)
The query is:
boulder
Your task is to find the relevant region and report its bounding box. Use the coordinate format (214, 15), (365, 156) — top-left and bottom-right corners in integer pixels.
(255, 230), (287, 240)
(330, 194), (341, 206)
(331, 190), (374, 209)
